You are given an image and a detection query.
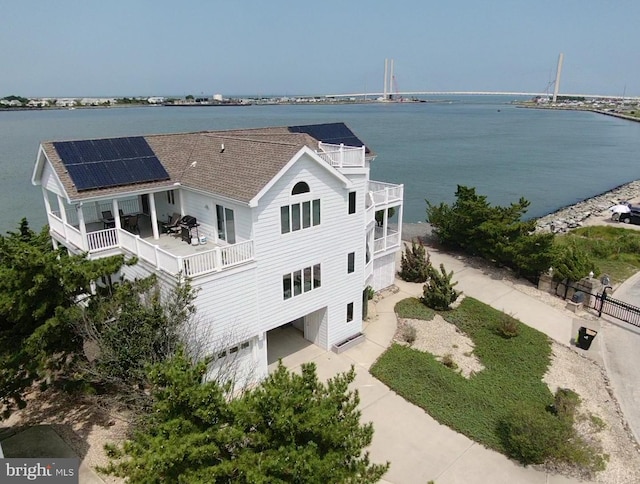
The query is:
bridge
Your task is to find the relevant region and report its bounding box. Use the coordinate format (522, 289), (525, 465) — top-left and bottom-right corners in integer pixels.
(323, 91), (639, 100)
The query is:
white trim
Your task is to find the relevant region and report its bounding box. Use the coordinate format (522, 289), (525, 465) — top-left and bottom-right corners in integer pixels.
(32, 147), (71, 203)
(249, 146), (353, 208)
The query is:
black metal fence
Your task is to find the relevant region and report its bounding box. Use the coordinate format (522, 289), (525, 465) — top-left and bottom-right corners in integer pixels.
(566, 283), (640, 328)
(596, 293), (640, 327)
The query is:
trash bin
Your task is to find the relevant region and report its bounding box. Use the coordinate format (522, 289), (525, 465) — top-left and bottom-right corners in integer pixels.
(576, 326), (597, 350)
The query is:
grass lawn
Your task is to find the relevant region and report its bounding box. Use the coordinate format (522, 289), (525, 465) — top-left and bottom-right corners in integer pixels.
(558, 226), (640, 283)
(370, 297), (553, 453)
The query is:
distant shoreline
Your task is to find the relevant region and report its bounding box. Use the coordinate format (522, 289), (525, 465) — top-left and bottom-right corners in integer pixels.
(517, 104), (640, 124)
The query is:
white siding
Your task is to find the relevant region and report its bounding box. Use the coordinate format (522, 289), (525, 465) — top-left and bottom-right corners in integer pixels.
(42, 161), (64, 197)
(189, 266), (259, 352)
(252, 153), (365, 349)
(373, 252), (396, 290)
(153, 189), (181, 225)
(181, 190), (252, 243)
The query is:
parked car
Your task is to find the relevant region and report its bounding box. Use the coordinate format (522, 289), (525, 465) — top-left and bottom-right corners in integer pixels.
(618, 210), (640, 225)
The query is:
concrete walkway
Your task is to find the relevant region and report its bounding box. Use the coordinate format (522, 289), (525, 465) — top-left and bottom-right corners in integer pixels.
(598, 271), (640, 445)
(276, 247), (595, 483)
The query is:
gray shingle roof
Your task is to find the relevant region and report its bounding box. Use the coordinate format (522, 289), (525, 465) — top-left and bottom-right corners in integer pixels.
(40, 124), (363, 203)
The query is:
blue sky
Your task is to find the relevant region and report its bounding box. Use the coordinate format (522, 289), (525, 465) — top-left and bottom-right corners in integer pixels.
(2, 0), (638, 97)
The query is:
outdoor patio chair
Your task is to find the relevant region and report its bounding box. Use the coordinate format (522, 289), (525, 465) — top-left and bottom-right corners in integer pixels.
(162, 212), (182, 235)
(125, 214), (139, 234)
(101, 210), (115, 229)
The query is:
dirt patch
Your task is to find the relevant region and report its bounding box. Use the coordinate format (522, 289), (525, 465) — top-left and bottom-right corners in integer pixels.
(3, 387), (130, 483)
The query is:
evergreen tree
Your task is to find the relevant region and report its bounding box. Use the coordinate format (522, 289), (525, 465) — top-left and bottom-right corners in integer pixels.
(399, 239), (431, 282)
(102, 352), (389, 483)
(427, 185), (557, 281)
(0, 219), (125, 418)
(422, 263), (460, 310)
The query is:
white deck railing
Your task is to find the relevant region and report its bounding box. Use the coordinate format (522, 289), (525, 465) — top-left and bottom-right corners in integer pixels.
(316, 142), (365, 168)
(374, 231), (401, 254)
(369, 180), (403, 206)
(48, 213), (254, 277)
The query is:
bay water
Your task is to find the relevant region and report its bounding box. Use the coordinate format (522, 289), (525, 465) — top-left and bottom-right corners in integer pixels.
(1, 97), (640, 233)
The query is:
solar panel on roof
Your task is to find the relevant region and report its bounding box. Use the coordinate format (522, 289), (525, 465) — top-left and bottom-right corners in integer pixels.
(288, 123), (370, 153)
(53, 136), (170, 191)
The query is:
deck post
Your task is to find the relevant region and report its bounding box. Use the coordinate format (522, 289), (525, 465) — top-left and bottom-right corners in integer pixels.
(57, 195), (68, 240)
(149, 192), (160, 240)
(77, 205), (88, 251)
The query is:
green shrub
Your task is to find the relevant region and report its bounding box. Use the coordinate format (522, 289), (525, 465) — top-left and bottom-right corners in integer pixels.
(422, 263), (460, 310)
(400, 325), (417, 345)
(553, 388), (580, 421)
(399, 240), (431, 282)
(365, 285), (375, 300)
(441, 353), (458, 370)
(495, 314), (520, 338)
(500, 405), (571, 465)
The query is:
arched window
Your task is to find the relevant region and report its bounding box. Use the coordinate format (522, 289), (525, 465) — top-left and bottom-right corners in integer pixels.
(292, 181), (310, 195)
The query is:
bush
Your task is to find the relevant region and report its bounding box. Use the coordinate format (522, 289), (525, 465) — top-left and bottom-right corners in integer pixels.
(365, 285), (375, 300)
(422, 263), (460, 310)
(400, 325), (417, 345)
(553, 388), (581, 421)
(399, 240), (431, 282)
(500, 405), (571, 465)
(495, 314), (520, 339)
(441, 353), (458, 370)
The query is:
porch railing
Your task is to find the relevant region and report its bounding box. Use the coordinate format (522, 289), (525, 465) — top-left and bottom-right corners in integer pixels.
(49, 213), (254, 277)
(316, 142), (365, 168)
(374, 231), (401, 254)
(54, 197), (141, 226)
(369, 180), (403, 206)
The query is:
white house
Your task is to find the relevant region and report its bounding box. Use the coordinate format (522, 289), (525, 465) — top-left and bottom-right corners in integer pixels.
(31, 123), (403, 385)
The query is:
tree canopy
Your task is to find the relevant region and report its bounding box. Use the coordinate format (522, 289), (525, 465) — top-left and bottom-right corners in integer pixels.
(427, 186), (555, 279)
(0, 219), (125, 417)
(102, 352), (389, 483)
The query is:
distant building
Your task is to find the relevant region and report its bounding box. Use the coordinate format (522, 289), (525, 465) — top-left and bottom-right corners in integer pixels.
(147, 97), (166, 104)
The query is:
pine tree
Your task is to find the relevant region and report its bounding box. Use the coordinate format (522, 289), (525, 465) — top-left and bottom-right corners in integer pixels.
(399, 239), (431, 282)
(422, 263), (461, 310)
(102, 352), (390, 483)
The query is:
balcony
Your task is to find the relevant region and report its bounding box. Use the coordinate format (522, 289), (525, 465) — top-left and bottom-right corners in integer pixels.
(48, 212), (254, 278)
(315, 142), (366, 168)
(374, 228), (401, 254)
(368, 180), (403, 207)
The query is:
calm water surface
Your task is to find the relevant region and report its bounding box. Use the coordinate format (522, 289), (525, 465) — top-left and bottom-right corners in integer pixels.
(1, 98), (640, 233)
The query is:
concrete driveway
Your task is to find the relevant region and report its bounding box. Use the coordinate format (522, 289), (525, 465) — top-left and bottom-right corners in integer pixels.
(271, 293), (585, 484)
(598, 272), (640, 444)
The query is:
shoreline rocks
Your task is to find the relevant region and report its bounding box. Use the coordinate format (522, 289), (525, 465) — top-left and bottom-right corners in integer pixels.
(535, 180), (640, 233)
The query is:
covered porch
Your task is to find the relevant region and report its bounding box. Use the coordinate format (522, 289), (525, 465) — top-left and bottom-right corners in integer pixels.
(44, 191), (254, 278)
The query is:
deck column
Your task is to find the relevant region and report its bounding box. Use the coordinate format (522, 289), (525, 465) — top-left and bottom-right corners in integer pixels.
(56, 195), (68, 239)
(149, 192), (160, 240)
(112, 200), (122, 229)
(77, 204), (88, 251)
(382, 207), (388, 251)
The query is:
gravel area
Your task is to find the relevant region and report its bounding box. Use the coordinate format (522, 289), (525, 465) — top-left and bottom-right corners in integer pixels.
(396, 309), (485, 378)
